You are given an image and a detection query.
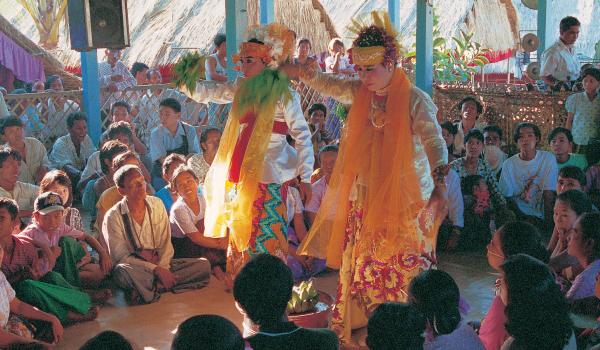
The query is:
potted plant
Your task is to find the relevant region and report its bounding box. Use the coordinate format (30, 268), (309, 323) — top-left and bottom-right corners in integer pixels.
(286, 279), (334, 329)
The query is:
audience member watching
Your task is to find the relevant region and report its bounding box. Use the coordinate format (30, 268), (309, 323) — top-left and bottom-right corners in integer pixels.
(233, 254), (338, 349)
(294, 38), (318, 67)
(409, 269), (484, 350)
(98, 49), (136, 93)
(95, 151), (153, 233)
(499, 254), (575, 350)
(49, 112), (97, 189)
(0, 147), (39, 219)
(103, 165), (210, 305)
(102, 101), (147, 157)
(558, 166), (586, 194)
(0, 117), (49, 184)
(548, 127), (588, 170)
(79, 330), (133, 350)
(307, 104), (332, 160)
(548, 190), (592, 286)
(306, 145), (338, 225)
(40, 75), (80, 141)
(325, 38), (353, 75)
(438, 168), (464, 251)
(540, 16), (581, 89)
(0, 198), (97, 327)
(366, 302), (426, 350)
(482, 124), (508, 176)
(155, 153), (187, 213)
(480, 221), (549, 350)
(205, 34), (228, 83)
(169, 165), (228, 282)
(188, 127), (222, 184)
(20, 192), (111, 290)
(130, 62), (150, 86)
(39, 170), (85, 232)
(441, 121), (460, 162)
(566, 212), (600, 302)
(566, 67), (600, 153)
(149, 98), (200, 189)
(459, 175), (495, 250)
(499, 122), (558, 230)
(0, 244), (63, 348)
(93, 141), (131, 200)
(453, 97), (483, 156)
(171, 315), (244, 350)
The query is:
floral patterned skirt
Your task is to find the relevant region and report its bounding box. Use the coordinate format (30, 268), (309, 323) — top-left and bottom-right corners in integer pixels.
(227, 183), (289, 276)
(331, 202), (437, 342)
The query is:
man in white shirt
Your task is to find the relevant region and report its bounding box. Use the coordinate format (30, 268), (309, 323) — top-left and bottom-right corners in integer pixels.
(540, 16), (581, 88)
(499, 122), (558, 231)
(102, 165), (210, 304)
(0, 117), (49, 184)
(98, 49), (136, 93)
(49, 112), (97, 188)
(305, 145), (338, 225)
(0, 147), (39, 219)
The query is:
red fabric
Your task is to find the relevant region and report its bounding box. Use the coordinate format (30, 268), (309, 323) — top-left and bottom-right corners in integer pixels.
(228, 113), (289, 183)
(1, 235), (39, 281)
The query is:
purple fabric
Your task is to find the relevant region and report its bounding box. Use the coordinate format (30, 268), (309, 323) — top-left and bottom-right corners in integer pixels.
(0, 32), (45, 84)
(287, 226), (327, 282)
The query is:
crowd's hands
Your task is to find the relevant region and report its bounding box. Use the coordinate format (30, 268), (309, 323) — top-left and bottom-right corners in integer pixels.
(154, 266), (176, 290)
(49, 314), (64, 345)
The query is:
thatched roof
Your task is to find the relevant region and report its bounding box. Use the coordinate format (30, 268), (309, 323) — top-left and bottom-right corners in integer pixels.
(0, 14), (81, 90)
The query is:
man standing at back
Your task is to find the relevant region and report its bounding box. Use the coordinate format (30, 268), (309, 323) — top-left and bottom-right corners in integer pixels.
(540, 16), (581, 90)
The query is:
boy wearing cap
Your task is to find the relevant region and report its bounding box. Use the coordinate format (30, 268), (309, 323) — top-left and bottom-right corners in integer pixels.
(20, 192), (111, 289)
(0, 198), (98, 324)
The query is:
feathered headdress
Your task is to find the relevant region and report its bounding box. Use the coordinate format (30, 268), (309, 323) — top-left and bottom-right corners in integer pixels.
(348, 11), (403, 66)
(233, 23), (295, 69)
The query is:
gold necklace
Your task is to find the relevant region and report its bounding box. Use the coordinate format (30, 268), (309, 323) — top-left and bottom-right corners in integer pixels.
(369, 95), (387, 129)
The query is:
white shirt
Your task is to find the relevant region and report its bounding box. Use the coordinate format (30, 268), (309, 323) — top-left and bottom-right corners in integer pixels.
(49, 134), (97, 170)
(446, 169), (464, 228)
(98, 61), (136, 91)
(0, 271), (15, 329)
(15, 137), (50, 184)
(0, 181), (39, 212)
(452, 120), (484, 156)
(305, 177), (327, 214)
(192, 81), (315, 183)
(103, 196), (174, 272)
(79, 151), (102, 183)
(325, 55), (353, 73)
(39, 99), (80, 141)
(540, 40), (581, 82)
(499, 150), (558, 219)
(286, 186), (304, 225)
(169, 193), (206, 239)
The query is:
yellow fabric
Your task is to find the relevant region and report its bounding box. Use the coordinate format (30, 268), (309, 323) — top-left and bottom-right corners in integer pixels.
(298, 68), (424, 268)
(94, 186), (123, 232)
(352, 46), (385, 66)
(203, 70), (291, 253)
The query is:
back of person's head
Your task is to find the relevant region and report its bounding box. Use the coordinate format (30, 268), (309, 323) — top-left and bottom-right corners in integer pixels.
(501, 254), (572, 350)
(171, 315), (244, 350)
(159, 98), (182, 113)
(576, 212), (600, 261)
(213, 33), (227, 47)
(497, 221), (549, 263)
(100, 140), (129, 174)
(66, 112), (88, 129)
(557, 189), (592, 216)
(366, 302), (425, 350)
(0, 146), (21, 168)
(233, 254), (293, 326)
(461, 174), (484, 196)
(408, 269), (460, 336)
(79, 330), (133, 350)
(440, 121), (458, 135)
(558, 166), (586, 187)
(8, 343), (46, 350)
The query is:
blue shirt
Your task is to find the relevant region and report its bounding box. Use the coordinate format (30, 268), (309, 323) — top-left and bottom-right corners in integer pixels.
(149, 122), (200, 162)
(155, 187), (175, 213)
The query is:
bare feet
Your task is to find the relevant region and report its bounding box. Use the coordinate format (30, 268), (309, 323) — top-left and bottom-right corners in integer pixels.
(66, 306), (99, 324)
(86, 289), (112, 304)
(213, 267), (233, 291)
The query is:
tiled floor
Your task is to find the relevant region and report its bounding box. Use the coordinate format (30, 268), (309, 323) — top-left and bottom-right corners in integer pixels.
(56, 251), (495, 349)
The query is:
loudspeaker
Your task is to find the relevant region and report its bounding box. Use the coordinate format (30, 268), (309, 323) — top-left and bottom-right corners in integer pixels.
(68, 0), (130, 51)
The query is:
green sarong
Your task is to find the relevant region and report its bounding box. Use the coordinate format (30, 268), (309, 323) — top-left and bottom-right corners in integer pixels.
(54, 236), (86, 287)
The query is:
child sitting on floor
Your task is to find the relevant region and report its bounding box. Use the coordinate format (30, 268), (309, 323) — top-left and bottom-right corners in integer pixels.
(171, 315), (245, 350)
(366, 302), (426, 350)
(19, 192), (111, 290)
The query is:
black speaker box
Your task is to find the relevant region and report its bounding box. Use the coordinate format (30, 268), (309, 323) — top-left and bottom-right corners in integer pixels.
(68, 0), (130, 51)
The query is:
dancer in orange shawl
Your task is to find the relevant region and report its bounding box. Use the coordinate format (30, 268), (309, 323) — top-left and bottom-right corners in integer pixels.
(185, 24), (314, 276)
(284, 12), (448, 343)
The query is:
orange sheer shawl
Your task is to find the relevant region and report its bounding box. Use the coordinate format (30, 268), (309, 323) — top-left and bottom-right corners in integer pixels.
(298, 68), (426, 268)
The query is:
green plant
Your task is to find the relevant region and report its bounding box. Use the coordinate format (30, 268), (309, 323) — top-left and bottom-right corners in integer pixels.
(406, 16), (490, 82)
(287, 279), (319, 314)
(172, 52), (207, 93)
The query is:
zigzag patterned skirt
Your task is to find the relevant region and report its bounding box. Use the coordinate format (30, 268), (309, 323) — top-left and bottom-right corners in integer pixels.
(226, 183), (289, 275)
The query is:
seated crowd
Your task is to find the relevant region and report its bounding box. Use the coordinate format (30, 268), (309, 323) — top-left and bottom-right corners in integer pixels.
(0, 65), (597, 349)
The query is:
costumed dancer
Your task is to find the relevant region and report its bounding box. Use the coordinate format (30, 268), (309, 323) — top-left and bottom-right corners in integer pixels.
(285, 12), (448, 343)
(184, 24), (314, 276)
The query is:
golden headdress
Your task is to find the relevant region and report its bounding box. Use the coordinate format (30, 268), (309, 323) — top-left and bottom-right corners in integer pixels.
(233, 23), (295, 68)
(348, 11), (403, 66)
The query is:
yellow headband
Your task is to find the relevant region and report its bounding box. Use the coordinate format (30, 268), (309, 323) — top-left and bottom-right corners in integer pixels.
(351, 46), (386, 66)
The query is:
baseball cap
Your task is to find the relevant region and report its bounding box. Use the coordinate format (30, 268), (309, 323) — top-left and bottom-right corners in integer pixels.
(34, 192), (65, 215)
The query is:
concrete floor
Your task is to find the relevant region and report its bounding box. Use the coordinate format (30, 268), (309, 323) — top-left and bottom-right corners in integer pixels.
(56, 251), (495, 349)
